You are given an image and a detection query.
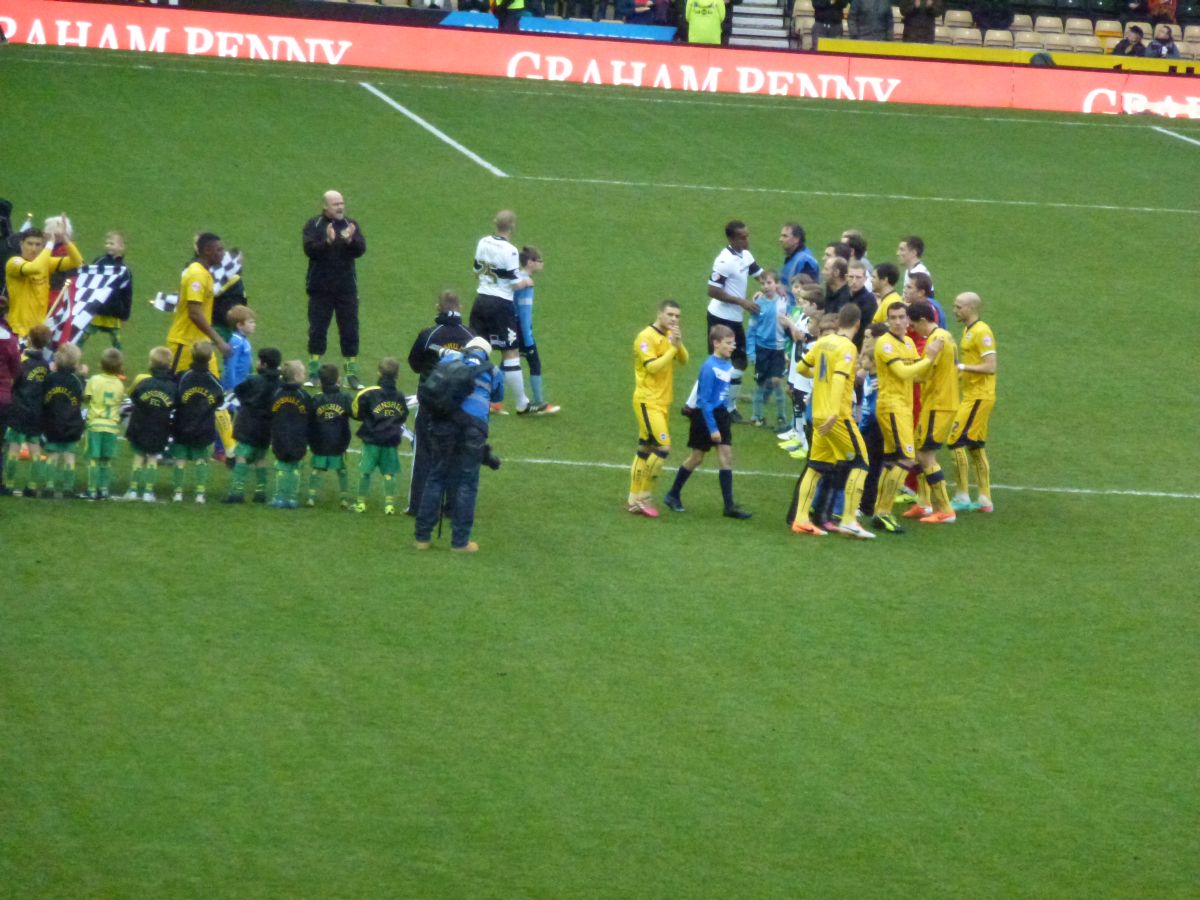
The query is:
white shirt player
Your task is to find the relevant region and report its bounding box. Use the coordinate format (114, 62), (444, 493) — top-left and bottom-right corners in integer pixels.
(902, 260), (933, 294)
(474, 234), (521, 301)
(706, 245), (762, 322)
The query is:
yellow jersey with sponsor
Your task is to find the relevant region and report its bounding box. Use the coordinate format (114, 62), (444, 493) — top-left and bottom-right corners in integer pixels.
(633, 324), (688, 407)
(920, 326), (960, 412)
(4, 243), (84, 336)
(84, 372), (126, 434)
(959, 319), (997, 401)
(167, 261), (215, 346)
(801, 333), (857, 422)
(874, 331), (930, 414)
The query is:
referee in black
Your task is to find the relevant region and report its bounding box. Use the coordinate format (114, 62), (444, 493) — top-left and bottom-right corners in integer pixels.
(303, 189), (366, 390)
(405, 290), (475, 515)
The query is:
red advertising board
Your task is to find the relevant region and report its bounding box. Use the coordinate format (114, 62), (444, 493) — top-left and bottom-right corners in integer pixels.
(2, 0), (1197, 118)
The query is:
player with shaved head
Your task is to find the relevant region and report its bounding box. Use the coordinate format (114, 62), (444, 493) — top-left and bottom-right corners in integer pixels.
(303, 189), (367, 389)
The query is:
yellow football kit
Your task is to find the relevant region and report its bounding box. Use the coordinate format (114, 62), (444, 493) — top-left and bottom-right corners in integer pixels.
(168, 261), (219, 375)
(4, 243), (84, 337)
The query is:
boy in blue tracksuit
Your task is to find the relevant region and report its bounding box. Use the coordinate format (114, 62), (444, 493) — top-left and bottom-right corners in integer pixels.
(746, 270), (791, 430)
(662, 325), (751, 519)
(414, 337), (504, 552)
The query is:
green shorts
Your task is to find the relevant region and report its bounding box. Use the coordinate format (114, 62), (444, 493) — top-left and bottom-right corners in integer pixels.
(43, 441), (78, 454)
(359, 443), (400, 476)
(311, 454), (346, 471)
(87, 432), (119, 461)
(4, 428), (40, 446)
(170, 442), (211, 461)
(234, 442), (268, 464)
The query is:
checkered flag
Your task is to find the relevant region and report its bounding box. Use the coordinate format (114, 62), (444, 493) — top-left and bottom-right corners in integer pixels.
(210, 251), (243, 297)
(46, 265), (129, 346)
(151, 292), (179, 312)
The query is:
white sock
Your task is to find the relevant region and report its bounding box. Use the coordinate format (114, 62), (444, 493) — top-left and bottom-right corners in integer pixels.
(502, 362), (529, 411)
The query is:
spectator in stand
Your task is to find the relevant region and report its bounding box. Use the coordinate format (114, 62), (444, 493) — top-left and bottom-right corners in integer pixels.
(1147, 23), (1182, 57)
(900, 0), (943, 42)
(687, 0), (725, 43)
(1112, 24), (1147, 55)
(970, 0), (1013, 32)
(812, 0), (849, 41)
(850, 0), (894, 40)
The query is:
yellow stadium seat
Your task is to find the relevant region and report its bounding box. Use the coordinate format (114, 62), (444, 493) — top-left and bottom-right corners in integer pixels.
(1070, 33), (1103, 52)
(1101, 35), (1121, 52)
(1042, 32), (1074, 51)
(1093, 19), (1122, 38)
(984, 28), (1015, 47)
(1064, 17), (1093, 34)
(954, 27), (983, 45)
(944, 9), (974, 27)
(934, 24), (955, 43)
(1183, 40), (1200, 59)
(1035, 15), (1064, 33)
(1185, 25), (1200, 43)
(1010, 13), (1033, 31)
(1013, 30), (1044, 49)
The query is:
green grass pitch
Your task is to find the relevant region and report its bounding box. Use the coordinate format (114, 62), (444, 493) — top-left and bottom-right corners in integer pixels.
(2, 43), (1198, 898)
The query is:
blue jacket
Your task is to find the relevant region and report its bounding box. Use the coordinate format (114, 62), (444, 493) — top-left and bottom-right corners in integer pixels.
(696, 354), (733, 434)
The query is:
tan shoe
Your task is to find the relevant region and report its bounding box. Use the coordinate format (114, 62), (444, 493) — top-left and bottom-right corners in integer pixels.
(414, 540), (431, 551)
(450, 541), (479, 553)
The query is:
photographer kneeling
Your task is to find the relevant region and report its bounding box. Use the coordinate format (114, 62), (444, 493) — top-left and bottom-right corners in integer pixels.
(414, 337), (504, 553)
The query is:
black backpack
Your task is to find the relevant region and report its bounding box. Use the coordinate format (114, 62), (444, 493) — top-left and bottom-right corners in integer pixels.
(417, 357), (490, 418)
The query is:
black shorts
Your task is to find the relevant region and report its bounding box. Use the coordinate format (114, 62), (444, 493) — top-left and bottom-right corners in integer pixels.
(687, 406), (733, 451)
(754, 348), (786, 384)
(706, 313), (747, 371)
(469, 294), (519, 351)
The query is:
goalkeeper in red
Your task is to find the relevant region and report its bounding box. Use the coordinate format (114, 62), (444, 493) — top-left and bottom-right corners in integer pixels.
(628, 300), (688, 517)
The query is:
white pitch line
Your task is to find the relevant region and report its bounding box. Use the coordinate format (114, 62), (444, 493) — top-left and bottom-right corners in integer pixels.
(514, 174), (1200, 216)
(359, 81), (508, 178)
(510, 456), (1199, 500)
(1153, 125), (1200, 147)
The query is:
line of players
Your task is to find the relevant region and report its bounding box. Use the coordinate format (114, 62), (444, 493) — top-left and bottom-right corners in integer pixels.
(628, 221), (997, 538)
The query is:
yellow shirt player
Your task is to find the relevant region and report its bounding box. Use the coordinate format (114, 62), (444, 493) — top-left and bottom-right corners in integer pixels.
(628, 299), (689, 517)
(4, 230), (84, 338)
(948, 291), (997, 514)
(790, 303), (874, 539)
(907, 301), (959, 523)
(82, 348), (127, 500)
(871, 299), (942, 531)
(167, 233), (231, 376)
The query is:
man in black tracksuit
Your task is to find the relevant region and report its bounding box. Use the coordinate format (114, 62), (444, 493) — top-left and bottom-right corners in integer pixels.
(405, 290), (475, 515)
(303, 190), (367, 389)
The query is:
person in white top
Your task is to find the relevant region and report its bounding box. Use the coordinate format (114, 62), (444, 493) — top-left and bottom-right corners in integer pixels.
(897, 234), (933, 296)
(468, 209), (530, 413)
(701, 220), (763, 422)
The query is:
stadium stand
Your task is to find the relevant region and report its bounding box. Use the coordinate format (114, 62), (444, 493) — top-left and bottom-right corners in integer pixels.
(1034, 15), (1064, 32)
(1042, 32), (1074, 50)
(1064, 16), (1092, 34)
(1069, 33), (1103, 51)
(1013, 29), (1043, 47)
(984, 27), (1015, 45)
(953, 26), (983, 44)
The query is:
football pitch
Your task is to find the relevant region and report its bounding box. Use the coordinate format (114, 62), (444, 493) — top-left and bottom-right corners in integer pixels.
(3, 42), (1198, 898)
